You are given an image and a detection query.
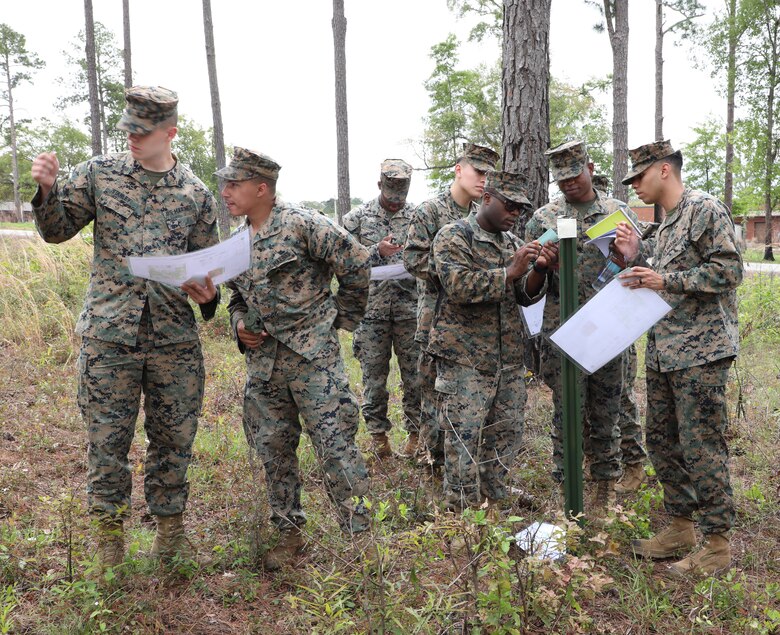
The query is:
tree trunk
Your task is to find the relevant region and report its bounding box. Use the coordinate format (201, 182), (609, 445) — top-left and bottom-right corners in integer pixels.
(501, 0), (551, 215)
(332, 0), (351, 225)
(96, 57), (108, 154)
(4, 54), (22, 221)
(84, 0), (102, 157)
(605, 0), (630, 203)
(654, 0), (663, 222)
(724, 0), (737, 214)
(202, 0), (230, 238)
(122, 0), (132, 89)
(764, 39), (777, 261)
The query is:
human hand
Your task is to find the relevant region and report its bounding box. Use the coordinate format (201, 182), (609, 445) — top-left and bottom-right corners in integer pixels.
(181, 275), (217, 304)
(536, 242), (559, 269)
(614, 222), (640, 261)
(618, 266), (664, 291)
(378, 233), (403, 258)
(31, 152), (59, 198)
(507, 241), (542, 281)
(237, 320), (268, 349)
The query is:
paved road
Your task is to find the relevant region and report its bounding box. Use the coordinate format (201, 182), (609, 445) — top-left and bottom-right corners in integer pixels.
(744, 261), (780, 274)
(0, 229), (36, 238)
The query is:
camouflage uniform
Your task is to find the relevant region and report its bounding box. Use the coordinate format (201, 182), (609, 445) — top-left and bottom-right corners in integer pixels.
(403, 144), (500, 464)
(343, 160), (419, 436)
(624, 141), (742, 535)
(222, 148), (372, 533)
(31, 87), (220, 519)
(526, 141), (640, 484)
(429, 171), (543, 510)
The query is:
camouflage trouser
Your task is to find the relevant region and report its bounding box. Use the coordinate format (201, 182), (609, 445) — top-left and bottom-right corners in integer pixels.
(618, 344), (646, 465)
(583, 344), (646, 465)
(243, 338), (370, 533)
(353, 317), (420, 434)
(541, 342), (623, 482)
(417, 349), (443, 463)
(78, 311), (204, 519)
(435, 359), (526, 511)
(645, 358), (735, 535)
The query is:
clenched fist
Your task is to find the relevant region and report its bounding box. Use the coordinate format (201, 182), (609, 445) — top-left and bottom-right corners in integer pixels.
(31, 152), (60, 199)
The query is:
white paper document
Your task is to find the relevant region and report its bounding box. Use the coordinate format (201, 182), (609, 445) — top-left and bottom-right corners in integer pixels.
(370, 262), (413, 281)
(520, 295), (546, 337)
(126, 230), (251, 286)
(585, 232), (617, 258)
(515, 522), (567, 561)
(548, 278), (672, 374)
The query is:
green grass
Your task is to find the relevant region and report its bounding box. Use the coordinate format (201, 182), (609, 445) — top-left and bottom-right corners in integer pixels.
(0, 237), (779, 633)
(0, 221), (35, 231)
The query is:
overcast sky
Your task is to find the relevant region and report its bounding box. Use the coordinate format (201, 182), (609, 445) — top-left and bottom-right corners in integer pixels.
(5, 0), (724, 205)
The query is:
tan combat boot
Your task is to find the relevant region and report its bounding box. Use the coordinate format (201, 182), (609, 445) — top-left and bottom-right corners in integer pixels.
(151, 513), (199, 563)
(263, 526), (305, 571)
(371, 432), (392, 459)
(485, 498), (500, 523)
(400, 431), (419, 458)
(615, 463), (647, 494)
(591, 479), (617, 520)
(669, 533), (731, 576)
(95, 519), (124, 570)
(631, 516), (696, 559)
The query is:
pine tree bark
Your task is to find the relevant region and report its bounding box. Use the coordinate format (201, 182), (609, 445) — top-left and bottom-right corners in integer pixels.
(84, 0), (102, 156)
(501, 0), (551, 213)
(654, 0), (664, 221)
(724, 0), (737, 214)
(332, 0), (351, 225)
(202, 0), (230, 238)
(122, 0), (132, 89)
(4, 57), (22, 221)
(605, 0), (629, 203)
(763, 20), (777, 262)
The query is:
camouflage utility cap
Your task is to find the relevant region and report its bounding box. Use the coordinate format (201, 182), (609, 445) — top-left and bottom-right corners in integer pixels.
(485, 170), (531, 207)
(116, 86), (178, 134)
(622, 140), (681, 184)
(215, 147), (281, 181)
(546, 140), (589, 182)
(592, 174), (611, 192)
(380, 159), (412, 204)
(461, 143), (500, 172)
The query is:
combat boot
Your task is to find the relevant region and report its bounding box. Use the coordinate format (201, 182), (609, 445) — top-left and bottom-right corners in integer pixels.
(263, 526), (305, 571)
(615, 463), (647, 494)
(631, 516), (696, 559)
(485, 498), (500, 523)
(669, 533), (731, 576)
(95, 519), (124, 570)
(400, 431), (419, 458)
(151, 513), (201, 563)
(591, 479), (617, 520)
(371, 432), (392, 459)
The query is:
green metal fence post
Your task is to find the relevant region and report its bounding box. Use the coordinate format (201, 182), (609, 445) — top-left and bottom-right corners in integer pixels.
(557, 218), (584, 524)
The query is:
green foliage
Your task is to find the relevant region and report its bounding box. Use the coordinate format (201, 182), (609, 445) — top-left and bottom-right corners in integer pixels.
(738, 272), (780, 344)
(173, 115), (219, 197)
(0, 585), (17, 635)
(683, 117), (726, 198)
(422, 34), (501, 192)
(421, 36), (612, 192)
(446, 0), (503, 42)
(549, 77), (612, 177)
(0, 23), (45, 96)
(57, 22), (125, 153)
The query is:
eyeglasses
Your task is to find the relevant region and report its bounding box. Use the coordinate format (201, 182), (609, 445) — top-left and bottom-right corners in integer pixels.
(488, 189), (526, 213)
